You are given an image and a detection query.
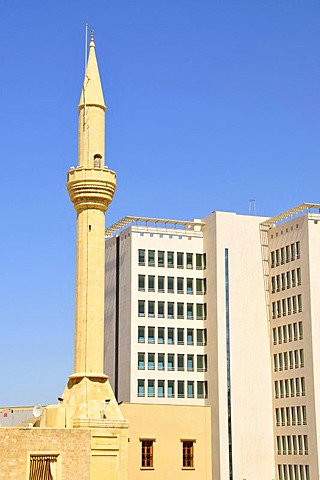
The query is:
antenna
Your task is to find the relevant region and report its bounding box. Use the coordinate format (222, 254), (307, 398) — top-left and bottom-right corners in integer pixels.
(85, 22), (88, 71)
(249, 199), (256, 216)
(32, 404), (43, 418)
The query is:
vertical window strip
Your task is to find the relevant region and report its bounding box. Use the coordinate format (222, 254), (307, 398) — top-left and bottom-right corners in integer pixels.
(225, 248), (233, 480)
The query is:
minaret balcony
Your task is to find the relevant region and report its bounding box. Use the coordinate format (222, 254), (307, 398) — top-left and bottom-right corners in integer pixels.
(67, 166), (116, 212)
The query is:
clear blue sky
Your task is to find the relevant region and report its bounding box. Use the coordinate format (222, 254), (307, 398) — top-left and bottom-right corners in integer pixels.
(0, 1), (319, 406)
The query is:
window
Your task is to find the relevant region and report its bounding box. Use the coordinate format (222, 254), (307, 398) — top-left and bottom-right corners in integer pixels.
(158, 327), (164, 343)
(177, 328), (184, 344)
(196, 254), (203, 270)
(187, 329), (194, 345)
(187, 303), (194, 319)
(187, 381), (194, 398)
(148, 353), (155, 370)
(148, 380), (155, 397)
(138, 300), (145, 317)
(187, 253), (193, 269)
(141, 439), (153, 468)
(138, 275), (145, 291)
(271, 251), (275, 268)
(148, 301), (155, 317)
(158, 380), (165, 398)
(167, 302), (174, 318)
(138, 352), (145, 370)
(182, 441), (194, 468)
(167, 276), (174, 293)
(177, 303), (184, 319)
(296, 241), (301, 258)
(158, 353), (164, 370)
(291, 243), (296, 261)
(297, 267), (301, 285)
(168, 327), (174, 344)
(167, 251), (174, 268)
(196, 279), (203, 294)
(138, 379), (145, 397)
(29, 455), (58, 480)
(197, 329), (207, 346)
(280, 247), (285, 264)
(177, 252), (184, 268)
(158, 250), (165, 267)
(147, 250), (155, 267)
(178, 381), (185, 398)
(138, 326), (145, 343)
(187, 278), (193, 294)
(158, 301), (164, 318)
(197, 355), (207, 372)
(148, 275), (155, 292)
(168, 380), (174, 398)
(148, 327), (155, 343)
(197, 381), (207, 398)
(158, 276), (165, 292)
(178, 354), (184, 371)
(187, 355), (194, 371)
(196, 304), (203, 320)
(138, 249), (145, 265)
(177, 277), (184, 293)
(168, 354), (174, 371)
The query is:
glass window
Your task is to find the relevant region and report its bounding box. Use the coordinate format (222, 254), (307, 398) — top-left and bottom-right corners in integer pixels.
(167, 302), (174, 318)
(177, 252), (184, 268)
(182, 441), (194, 468)
(178, 354), (184, 371)
(138, 274), (145, 291)
(196, 254), (203, 270)
(158, 380), (165, 398)
(158, 276), (165, 292)
(148, 275), (155, 292)
(187, 355), (194, 371)
(197, 355), (207, 372)
(196, 279), (203, 294)
(168, 380), (174, 398)
(286, 245), (290, 262)
(177, 328), (184, 344)
(158, 301), (164, 318)
(187, 329), (194, 345)
(141, 439), (153, 467)
(148, 327), (155, 343)
(177, 277), (184, 293)
(187, 278), (193, 294)
(187, 381), (194, 398)
(148, 353), (155, 370)
(138, 326), (145, 343)
(138, 352), (145, 370)
(148, 250), (155, 266)
(158, 353), (164, 370)
(148, 380), (155, 397)
(168, 327), (174, 344)
(148, 301), (155, 317)
(168, 354), (174, 370)
(178, 381), (185, 398)
(196, 304), (203, 320)
(158, 250), (165, 267)
(138, 300), (145, 317)
(138, 249), (145, 265)
(158, 327), (164, 343)
(187, 253), (193, 269)
(167, 276), (174, 293)
(167, 251), (174, 268)
(138, 379), (145, 397)
(197, 329), (207, 346)
(291, 243), (296, 261)
(177, 303), (184, 318)
(197, 380), (207, 398)
(296, 241), (300, 258)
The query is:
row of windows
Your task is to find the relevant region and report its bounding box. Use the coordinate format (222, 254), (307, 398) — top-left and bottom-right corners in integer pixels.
(141, 439), (195, 469)
(271, 242), (301, 268)
(138, 300), (207, 320)
(137, 379), (208, 399)
(138, 275), (206, 295)
(278, 463), (310, 480)
(137, 353), (207, 372)
(271, 268), (301, 293)
(274, 377), (306, 399)
(138, 249), (206, 270)
(276, 435), (308, 456)
(275, 406), (307, 427)
(272, 322), (303, 345)
(272, 296), (302, 319)
(138, 326), (207, 345)
(273, 349), (304, 372)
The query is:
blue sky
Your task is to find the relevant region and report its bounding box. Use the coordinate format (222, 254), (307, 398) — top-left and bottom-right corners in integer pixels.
(0, 1), (319, 406)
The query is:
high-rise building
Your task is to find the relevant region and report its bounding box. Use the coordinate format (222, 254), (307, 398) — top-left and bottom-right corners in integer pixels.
(104, 211), (276, 480)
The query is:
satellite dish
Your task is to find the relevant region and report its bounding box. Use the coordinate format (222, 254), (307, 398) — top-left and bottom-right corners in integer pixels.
(32, 404), (43, 418)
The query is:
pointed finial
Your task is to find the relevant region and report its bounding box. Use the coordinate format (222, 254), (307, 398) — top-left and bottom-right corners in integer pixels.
(90, 28), (95, 47)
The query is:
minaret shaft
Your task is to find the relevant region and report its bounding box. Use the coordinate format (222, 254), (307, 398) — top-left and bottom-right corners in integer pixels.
(78, 105), (105, 169)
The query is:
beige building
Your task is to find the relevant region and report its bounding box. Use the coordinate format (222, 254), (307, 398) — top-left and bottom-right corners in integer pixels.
(104, 212), (276, 480)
